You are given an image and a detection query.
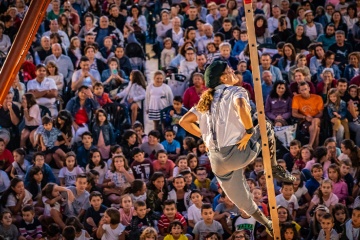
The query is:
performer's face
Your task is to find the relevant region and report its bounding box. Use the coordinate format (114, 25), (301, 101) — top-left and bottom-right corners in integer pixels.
(220, 67), (237, 86)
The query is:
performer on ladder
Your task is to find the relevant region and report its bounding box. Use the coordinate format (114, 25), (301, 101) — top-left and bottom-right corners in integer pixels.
(179, 60), (296, 236)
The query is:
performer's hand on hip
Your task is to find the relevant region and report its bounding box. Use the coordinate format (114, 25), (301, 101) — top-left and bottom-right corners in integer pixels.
(237, 133), (253, 150)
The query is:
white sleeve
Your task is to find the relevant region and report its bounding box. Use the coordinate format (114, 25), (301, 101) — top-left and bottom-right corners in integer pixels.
(58, 168), (65, 178)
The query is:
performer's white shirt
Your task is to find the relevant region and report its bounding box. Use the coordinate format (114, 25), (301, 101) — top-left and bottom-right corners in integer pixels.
(190, 84), (250, 150)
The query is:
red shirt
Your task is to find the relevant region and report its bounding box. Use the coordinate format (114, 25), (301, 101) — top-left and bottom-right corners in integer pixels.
(74, 108), (89, 125)
(158, 212), (187, 232)
(0, 149), (14, 171)
(95, 93), (113, 107)
(183, 86), (207, 110)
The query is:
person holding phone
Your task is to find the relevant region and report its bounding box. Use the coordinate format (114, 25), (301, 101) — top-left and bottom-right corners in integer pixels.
(101, 57), (129, 92)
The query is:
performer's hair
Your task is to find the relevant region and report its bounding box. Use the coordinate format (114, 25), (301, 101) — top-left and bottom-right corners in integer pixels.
(196, 89), (215, 113)
(201, 203), (212, 212)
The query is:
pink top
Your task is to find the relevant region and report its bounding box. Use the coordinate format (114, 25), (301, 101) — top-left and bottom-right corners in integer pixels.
(182, 86), (207, 110)
(332, 180), (348, 203)
(311, 193), (339, 208)
(152, 160), (175, 179)
(119, 207), (135, 226)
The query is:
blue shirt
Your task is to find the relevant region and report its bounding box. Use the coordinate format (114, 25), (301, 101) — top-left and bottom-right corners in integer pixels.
(261, 83), (273, 103)
(161, 140), (181, 154)
(306, 177), (321, 197)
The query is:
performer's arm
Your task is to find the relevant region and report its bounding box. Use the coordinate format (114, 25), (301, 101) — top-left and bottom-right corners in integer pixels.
(236, 98), (253, 129)
(179, 112), (201, 138)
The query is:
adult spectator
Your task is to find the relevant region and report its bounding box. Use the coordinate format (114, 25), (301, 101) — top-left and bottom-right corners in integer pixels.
(44, 43), (74, 85)
(183, 73), (207, 110)
(177, 27), (197, 49)
(303, 10), (324, 42)
(330, 11), (348, 37)
(286, 25), (311, 53)
(108, 3), (126, 34)
(189, 53), (207, 86)
(84, 45), (107, 75)
(183, 6), (198, 29)
(206, 2), (220, 25)
(259, 53), (283, 82)
(261, 71), (273, 103)
(0, 23), (11, 54)
(316, 68), (338, 101)
(179, 47), (197, 81)
(253, 15), (271, 45)
(156, 10), (172, 44)
(293, 6), (306, 30)
(78, 13), (96, 41)
(317, 50), (341, 82)
(63, 0), (80, 33)
(271, 15), (294, 45)
(215, 42), (238, 70)
(344, 52), (360, 82)
(94, 16), (124, 49)
(267, 5), (291, 35)
(194, 0), (207, 22)
(277, 43), (296, 81)
(214, 32), (225, 49)
(34, 36), (52, 65)
(101, 57), (129, 91)
(290, 68), (316, 95)
(237, 60), (253, 87)
(71, 56), (101, 92)
(288, 54), (311, 83)
(0, 92), (20, 146)
(86, 0), (102, 17)
(316, 23), (336, 51)
(27, 64), (59, 116)
(328, 30), (353, 73)
(343, 4), (357, 31)
(58, 13), (76, 39)
(197, 24), (214, 54)
(1, 15), (18, 41)
(265, 80), (292, 125)
(281, 0), (296, 23)
(292, 81), (324, 148)
(47, 0), (64, 20)
(165, 17), (184, 50)
(65, 85), (99, 143)
(43, 19), (70, 51)
(46, 61), (64, 93)
(309, 44), (325, 76)
(213, 4), (237, 33)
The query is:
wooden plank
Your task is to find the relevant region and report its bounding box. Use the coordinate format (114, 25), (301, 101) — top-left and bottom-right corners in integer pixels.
(243, 0), (281, 239)
(0, 0), (51, 104)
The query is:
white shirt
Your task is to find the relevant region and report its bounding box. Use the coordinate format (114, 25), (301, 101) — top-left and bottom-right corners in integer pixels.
(27, 78), (57, 108)
(190, 85), (249, 150)
(101, 223), (125, 240)
(305, 24), (317, 42)
(188, 204), (202, 224)
(172, 28), (184, 44)
(275, 194), (299, 216)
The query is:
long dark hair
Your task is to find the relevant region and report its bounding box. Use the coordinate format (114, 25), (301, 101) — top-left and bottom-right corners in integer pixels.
(124, 179), (145, 194)
(147, 172), (166, 191)
(89, 149), (105, 169)
(95, 108), (109, 125)
(130, 70), (147, 89)
(122, 129), (138, 146)
(22, 92), (37, 109)
(280, 222), (299, 240)
(0, 178), (23, 207)
(55, 110), (73, 138)
(321, 50), (335, 66)
(282, 43), (296, 68)
(269, 80), (291, 99)
(341, 139), (360, 168)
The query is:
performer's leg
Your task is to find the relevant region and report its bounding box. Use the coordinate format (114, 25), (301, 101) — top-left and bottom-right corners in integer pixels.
(215, 169), (272, 230)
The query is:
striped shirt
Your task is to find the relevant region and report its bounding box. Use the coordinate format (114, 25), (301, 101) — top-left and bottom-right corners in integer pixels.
(158, 212), (187, 232)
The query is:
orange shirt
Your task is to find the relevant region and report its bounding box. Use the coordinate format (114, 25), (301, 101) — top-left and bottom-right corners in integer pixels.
(292, 94), (324, 117)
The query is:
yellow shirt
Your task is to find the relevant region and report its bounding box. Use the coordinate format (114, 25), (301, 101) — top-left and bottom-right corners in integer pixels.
(164, 234), (188, 240)
(194, 178), (211, 190)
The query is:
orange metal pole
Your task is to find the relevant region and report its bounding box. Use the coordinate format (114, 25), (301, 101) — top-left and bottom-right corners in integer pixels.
(0, 0), (51, 104)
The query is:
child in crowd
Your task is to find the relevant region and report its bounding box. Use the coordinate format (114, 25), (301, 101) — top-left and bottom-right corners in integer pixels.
(168, 175), (192, 217)
(232, 210), (256, 239)
(145, 70), (173, 130)
(280, 222), (299, 240)
(161, 38), (176, 70)
(19, 205), (42, 240)
(252, 187), (268, 216)
(25, 166), (45, 201)
(206, 42), (220, 64)
(182, 136), (196, 155)
(20, 93), (41, 149)
(153, 150), (175, 182)
(342, 206), (360, 239)
(164, 220), (188, 240)
(10, 148), (30, 179)
(181, 169), (197, 191)
(59, 151), (83, 187)
(97, 208), (125, 240)
(173, 156), (191, 177)
(24, 152), (56, 188)
(124, 179), (147, 202)
(294, 145), (313, 171)
(65, 217), (91, 240)
(291, 170), (311, 216)
(339, 159), (354, 201)
(306, 163), (323, 196)
(187, 153), (199, 177)
(119, 194), (135, 227)
(86, 149), (108, 185)
(188, 189), (204, 228)
(140, 130), (165, 160)
(158, 199), (187, 236)
(328, 163), (348, 204)
(93, 82), (113, 107)
(127, 200), (160, 239)
(84, 191), (107, 237)
(308, 205), (330, 240)
(317, 213), (339, 240)
(307, 179), (339, 224)
(196, 139), (210, 170)
(0, 138), (14, 174)
(146, 172), (168, 213)
(75, 131), (96, 169)
(161, 129), (181, 161)
(194, 167), (215, 203)
(133, 122), (148, 145)
(130, 147), (153, 183)
(91, 108), (115, 159)
(283, 140), (301, 172)
(275, 182), (299, 220)
(140, 227), (158, 240)
(37, 116), (66, 169)
(0, 210), (22, 240)
(332, 203), (348, 235)
(193, 203), (224, 240)
(326, 88), (350, 140)
(249, 158), (264, 181)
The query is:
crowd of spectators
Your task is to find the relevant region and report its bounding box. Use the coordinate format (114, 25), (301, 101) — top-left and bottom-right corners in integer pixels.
(2, 0), (360, 240)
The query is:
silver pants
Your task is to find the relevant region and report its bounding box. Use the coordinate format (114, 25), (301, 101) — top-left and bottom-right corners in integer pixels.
(209, 122), (274, 215)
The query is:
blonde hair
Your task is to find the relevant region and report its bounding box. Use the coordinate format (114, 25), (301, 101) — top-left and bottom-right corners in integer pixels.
(140, 227), (158, 240)
(196, 89), (215, 113)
